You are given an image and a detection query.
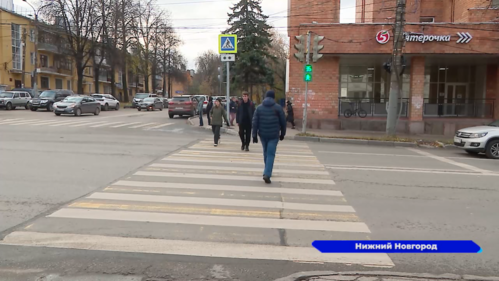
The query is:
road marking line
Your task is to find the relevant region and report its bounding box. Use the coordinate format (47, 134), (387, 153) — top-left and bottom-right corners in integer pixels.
(149, 163), (329, 175)
(318, 151), (425, 158)
(49, 120), (90, 127)
(27, 120), (63, 126)
(407, 148), (493, 174)
(199, 140), (310, 148)
(167, 154), (321, 164)
(112, 180), (342, 196)
(111, 122), (141, 128)
(326, 166), (499, 176)
(130, 123), (157, 128)
(189, 147), (314, 155)
(1, 231), (394, 266)
(70, 121), (106, 127)
(89, 122), (123, 128)
(134, 171), (336, 185)
(179, 150), (317, 158)
(3, 119), (39, 125)
(326, 164), (469, 173)
(0, 118), (21, 122)
(147, 123), (174, 129)
(86, 192), (353, 213)
(163, 157), (324, 167)
(47, 208), (368, 232)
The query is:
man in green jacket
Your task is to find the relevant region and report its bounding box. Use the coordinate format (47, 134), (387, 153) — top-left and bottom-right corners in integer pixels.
(209, 99), (230, 146)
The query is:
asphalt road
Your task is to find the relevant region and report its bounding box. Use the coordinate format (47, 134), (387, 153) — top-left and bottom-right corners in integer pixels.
(0, 107), (498, 280)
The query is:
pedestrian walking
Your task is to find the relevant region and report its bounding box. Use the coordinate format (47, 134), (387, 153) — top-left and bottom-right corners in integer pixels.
(236, 91), (255, 151)
(206, 96), (213, 125)
(229, 97), (237, 126)
(252, 90), (286, 184)
(197, 96), (205, 127)
(286, 100), (296, 129)
(210, 99), (230, 147)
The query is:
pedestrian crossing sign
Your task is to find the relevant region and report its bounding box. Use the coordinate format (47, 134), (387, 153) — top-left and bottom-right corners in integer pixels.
(219, 34), (237, 54)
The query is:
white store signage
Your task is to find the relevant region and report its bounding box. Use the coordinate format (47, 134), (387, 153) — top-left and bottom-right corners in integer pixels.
(403, 32), (472, 44)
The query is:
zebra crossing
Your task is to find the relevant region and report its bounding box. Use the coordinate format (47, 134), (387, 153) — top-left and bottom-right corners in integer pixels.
(0, 118), (173, 130)
(0, 137), (394, 267)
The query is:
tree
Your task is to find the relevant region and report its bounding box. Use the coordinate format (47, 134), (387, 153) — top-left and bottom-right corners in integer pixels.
(45, 0), (104, 94)
(267, 29), (288, 101)
(224, 0), (274, 97)
(191, 50), (220, 96)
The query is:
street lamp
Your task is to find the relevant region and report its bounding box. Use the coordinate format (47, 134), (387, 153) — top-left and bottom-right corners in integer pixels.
(23, 0), (38, 95)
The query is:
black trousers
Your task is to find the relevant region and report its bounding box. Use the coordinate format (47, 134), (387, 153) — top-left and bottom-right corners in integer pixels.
(212, 125), (221, 144)
(239, 123), (252, 146)
(207, 111), (211, 125)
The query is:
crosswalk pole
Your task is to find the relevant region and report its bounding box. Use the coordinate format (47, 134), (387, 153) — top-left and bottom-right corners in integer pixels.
(226, 61), (230, 123)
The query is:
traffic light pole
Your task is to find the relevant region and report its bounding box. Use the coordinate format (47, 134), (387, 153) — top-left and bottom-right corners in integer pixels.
(302, 31), (311, 134)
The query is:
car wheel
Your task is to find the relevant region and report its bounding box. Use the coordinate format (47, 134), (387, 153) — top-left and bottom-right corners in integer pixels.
(75, 108), (82, 116)
(55, 113), (61, 116)
(465, 150), (479, 155)
(104, 103), (109, 111)
(6, 102), (12, 110)
(169, 114), (174, 118)
(94, 106), (101, 116)
(30, 107), (37, 111)
(25, 104), (29, 110)
(485, 140), (499, 159)
(47, 103), (53, 112)
(115, 103), (120, 110)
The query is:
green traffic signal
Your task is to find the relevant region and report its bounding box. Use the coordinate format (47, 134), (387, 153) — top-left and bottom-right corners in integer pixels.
(304, 64), (312, 82)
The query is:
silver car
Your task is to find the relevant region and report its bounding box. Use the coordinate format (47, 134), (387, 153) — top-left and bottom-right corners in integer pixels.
(0, 91), (32, 110)
(454, 120), (499, 159)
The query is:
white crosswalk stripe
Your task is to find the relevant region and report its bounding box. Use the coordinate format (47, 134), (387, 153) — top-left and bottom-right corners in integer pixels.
(0, 137), (394, 267)
(0, 118), (175, 131)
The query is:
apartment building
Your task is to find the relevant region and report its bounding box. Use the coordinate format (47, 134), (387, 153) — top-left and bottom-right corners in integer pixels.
(287, 0), (499, 135)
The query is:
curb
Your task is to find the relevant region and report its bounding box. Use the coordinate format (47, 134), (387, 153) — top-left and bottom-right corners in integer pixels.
(292, 135), (418, 148)
(274, 271), (499, 281)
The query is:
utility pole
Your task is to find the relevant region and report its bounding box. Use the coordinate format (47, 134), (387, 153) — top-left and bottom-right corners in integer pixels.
(21, 28), (27, 87)
(301, 31), (311, 133)
(23, 0), (39, 95)
(386, 0), (406, 136)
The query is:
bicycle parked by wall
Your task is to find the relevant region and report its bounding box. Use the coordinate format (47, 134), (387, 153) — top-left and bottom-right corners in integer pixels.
(343, 102), (368, 118)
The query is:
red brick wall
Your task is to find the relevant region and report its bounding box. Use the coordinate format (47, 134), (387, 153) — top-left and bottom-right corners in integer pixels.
(288, 56), (340, 127)
(453, 0), (492, 22)
(420, 0), (452, 22)
(288, 0), (339, 38)
(485, 65), (499, 119)
(409, 57), (425, 121)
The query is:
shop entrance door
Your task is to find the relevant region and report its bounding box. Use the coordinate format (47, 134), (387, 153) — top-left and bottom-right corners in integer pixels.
(445, 83), (467, 116)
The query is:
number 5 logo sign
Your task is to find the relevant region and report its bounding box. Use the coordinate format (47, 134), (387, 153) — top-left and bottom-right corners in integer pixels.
(376, 30), (390, 44)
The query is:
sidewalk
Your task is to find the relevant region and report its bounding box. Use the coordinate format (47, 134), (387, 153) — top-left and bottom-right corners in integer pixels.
(189, 115), (453, 144)
(274, 271), (499, 281)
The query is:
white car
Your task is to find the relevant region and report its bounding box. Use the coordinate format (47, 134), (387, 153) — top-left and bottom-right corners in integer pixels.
(454, 120), (499, 159)
(91, 94), (120, 111)
(194, 95), (209, 113)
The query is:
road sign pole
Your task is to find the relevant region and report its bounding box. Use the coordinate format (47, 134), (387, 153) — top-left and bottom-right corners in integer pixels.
(226, 61), (230, 123)
(302, 31), (311, 134)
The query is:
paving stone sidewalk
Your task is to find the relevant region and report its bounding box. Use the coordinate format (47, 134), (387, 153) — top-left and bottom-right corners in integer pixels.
(274, 271), (499, 281)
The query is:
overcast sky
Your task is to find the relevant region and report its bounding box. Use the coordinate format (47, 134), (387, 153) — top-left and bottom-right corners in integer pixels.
(13, 0), (356, 70)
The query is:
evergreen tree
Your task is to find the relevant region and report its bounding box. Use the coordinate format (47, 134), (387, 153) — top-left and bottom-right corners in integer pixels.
(224, 0), (275, 97)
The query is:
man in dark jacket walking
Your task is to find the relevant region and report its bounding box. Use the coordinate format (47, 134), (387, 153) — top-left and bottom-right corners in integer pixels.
(210, 99), (230, 147)
(286, 100), (295, 129)
(206, 96), (213, 125)
(252, 90), (286, 184)
(236, 91), (255, 151)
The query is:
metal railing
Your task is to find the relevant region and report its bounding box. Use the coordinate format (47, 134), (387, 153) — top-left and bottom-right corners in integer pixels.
(423, 99), (495, 118)
(338, 98), (410, 117)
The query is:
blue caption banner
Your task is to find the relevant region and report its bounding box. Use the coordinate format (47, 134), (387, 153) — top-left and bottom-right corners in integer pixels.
(312, 240), (481, 253)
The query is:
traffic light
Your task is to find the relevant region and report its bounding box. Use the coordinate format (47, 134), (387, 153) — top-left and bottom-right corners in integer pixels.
(312, 35), (325, 63)
(294, 35), (306, 62)
(304, 64), (312, 82)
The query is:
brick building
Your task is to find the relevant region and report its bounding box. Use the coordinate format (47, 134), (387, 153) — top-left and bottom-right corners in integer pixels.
(287, 0), (499, 135)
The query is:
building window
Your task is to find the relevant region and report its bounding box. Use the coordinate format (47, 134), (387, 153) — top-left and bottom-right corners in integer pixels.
(40, 77), (49, 89)
(420, 17), (435, 23)
(30, 29), (35, 42)
(11, 24), (22, 70)
(67, 80), (71, 90)
(30, 52), (35, 65)
(55, 79), (63, 89)
(40, 55), (48, 67)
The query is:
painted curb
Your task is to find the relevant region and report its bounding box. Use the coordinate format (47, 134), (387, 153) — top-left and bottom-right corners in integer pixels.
(291, 136), (418, 147)
(273, 271), (495, 281)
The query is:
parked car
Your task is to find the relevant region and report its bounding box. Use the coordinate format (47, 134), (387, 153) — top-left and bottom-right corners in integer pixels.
(12, 88), (42, 98)
(168, 95), (199, 118)
(91, 94), (120, 111)
(454, 120), (499, 159)
(194, 95), (209, 113)
(54, 96), (101, 116)
(212, 96), (227, 107)
(159, 97), (169, 108)
(138, 97), (164, 111)
(0, 91), (32, 110)
(31, 90), (74, 111)
(132, 93), (157, 108)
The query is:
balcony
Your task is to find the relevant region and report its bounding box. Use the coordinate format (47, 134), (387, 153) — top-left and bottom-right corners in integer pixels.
(37, 66), (72, 77)
(38, 42), (60, 54)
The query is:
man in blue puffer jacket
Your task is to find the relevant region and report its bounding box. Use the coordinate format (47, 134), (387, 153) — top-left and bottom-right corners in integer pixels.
(252, 90), (286, 184)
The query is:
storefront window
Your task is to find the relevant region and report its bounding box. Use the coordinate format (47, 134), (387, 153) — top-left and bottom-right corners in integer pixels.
(424, 64), (483, 101)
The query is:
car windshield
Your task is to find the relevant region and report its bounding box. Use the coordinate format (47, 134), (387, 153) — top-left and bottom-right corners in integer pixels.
(40, 91), (56, 98)
(62, 97), (83, 103)
(488, 120), (499, 127)
(143, 98), (155, 102)
(135, 94), (149, 99)
(92, 94), (104, 98)
(0, 92), (14, 98)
